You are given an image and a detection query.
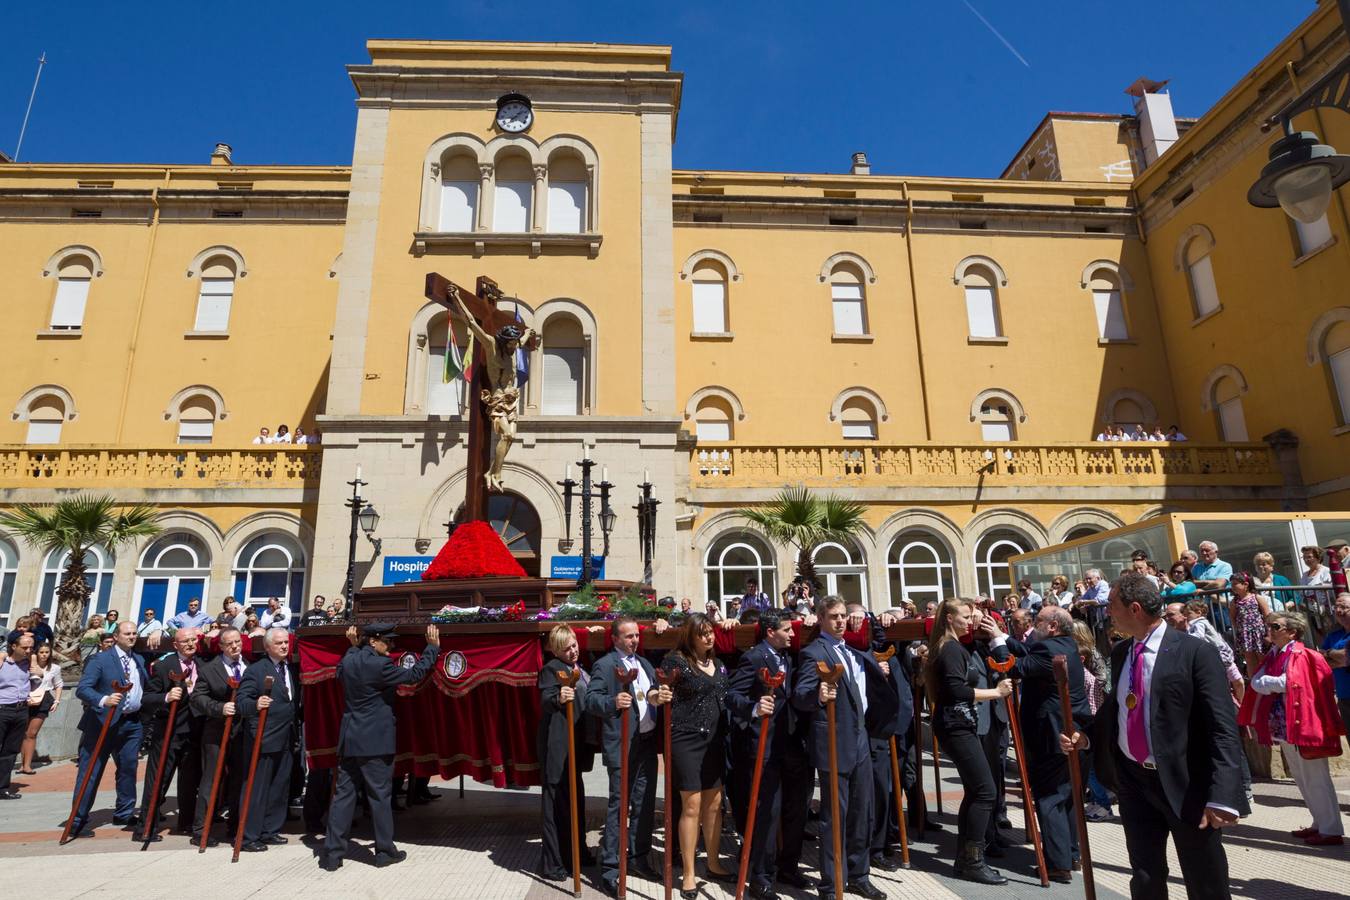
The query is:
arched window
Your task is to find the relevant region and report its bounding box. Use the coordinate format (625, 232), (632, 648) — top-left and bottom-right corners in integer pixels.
(38, 544), (115, 619)
(134, 532), (211, 623)
(839, 396), (878, 440)
(546, 150), (587, 234)
(541, 314), (587, 415)
(812, 540), (868, 607)
(974, 529), (1028, 598)
(1065, 526), (1103, 542)
(828, 263), (868, 336)
(690, 261), (729, 334)
(453, 492), (542, 577)
(1322, 320), (1350, 426)
(425, 313), (469, 416)
(961, 264), (1003, 339)
(693, 395), (734, 441)
(439, 152), (480, 232)
(50, 254), (94, 330)
(175, 393), (218, 444)
(1088, 269), (1129, 340)
(886, 531), (955, 609)
(704, 532), (777, 611)
(0, 538), (18, 628)
(493, 151), (534, 232)
(1212, 375), (1248, 440)
(976, 395), (1018, 441)
(232, 533), (306, 614)
(24, 392), (66, 444)
(1183, 232), (1221, 317)
(193, 256), (237, 332)
(1109, 398), (1145, 431)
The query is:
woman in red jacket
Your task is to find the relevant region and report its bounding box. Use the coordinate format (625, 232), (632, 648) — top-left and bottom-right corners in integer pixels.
(1239, 609), (1346, 845)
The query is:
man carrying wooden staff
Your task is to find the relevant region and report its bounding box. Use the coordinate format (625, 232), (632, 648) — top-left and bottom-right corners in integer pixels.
(235, 629), (300, 854)
(792, 597), (896, 900)
(585, 616), (670, 898)
(192, 625), (248, 848)
(136, 627), (201, 843)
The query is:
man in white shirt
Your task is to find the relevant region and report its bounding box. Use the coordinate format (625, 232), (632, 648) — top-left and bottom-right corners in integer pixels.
(137, 608), (165, 639)
(1017, 580), (1043, 611)
(251, 427), (272, 445)
(260, 597), (292, 631)
(167, 598), (214, 631)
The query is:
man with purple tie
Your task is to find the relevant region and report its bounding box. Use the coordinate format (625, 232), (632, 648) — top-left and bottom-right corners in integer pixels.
(1063, 572), (1247, 899)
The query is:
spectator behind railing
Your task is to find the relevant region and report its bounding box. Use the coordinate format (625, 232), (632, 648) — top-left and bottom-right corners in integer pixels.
(273, 424), (292, 444)
(1318, 593), (1350, 738)
(1166, 425), (1189, 441)
(1161, 561), (1197, 598)
(251, 427), (271, 444)
(1300, 545), (1332, 602)
(102, 609), (120, 633)
(1327, 539), (1349, 570)
(1253, 552), (1293, 611)
(1229, 572), (1273, 675)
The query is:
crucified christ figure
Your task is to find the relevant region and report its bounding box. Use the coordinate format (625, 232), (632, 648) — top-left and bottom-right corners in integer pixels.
(450, 288), (539, 492)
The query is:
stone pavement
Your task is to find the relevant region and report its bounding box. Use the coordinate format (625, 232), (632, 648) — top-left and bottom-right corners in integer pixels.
(1, 756), (1345, 900)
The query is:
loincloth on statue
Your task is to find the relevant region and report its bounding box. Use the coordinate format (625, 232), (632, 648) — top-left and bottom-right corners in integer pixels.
(480, 386), (520, 421)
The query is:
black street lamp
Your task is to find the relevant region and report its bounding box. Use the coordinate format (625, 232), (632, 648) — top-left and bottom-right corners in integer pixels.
(342, 469), (381, 620)
(1248, 0), (1350, 220)
(634, 474), (660, 587)
(556, 452), (614, 587)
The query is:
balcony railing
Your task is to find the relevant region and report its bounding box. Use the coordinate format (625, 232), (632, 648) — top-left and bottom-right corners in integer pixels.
(0, 446), (321, 489)
(690, 442), (1283, 488)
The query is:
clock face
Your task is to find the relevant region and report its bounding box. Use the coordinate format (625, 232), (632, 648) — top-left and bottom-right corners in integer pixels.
(496, 101), (533, 133)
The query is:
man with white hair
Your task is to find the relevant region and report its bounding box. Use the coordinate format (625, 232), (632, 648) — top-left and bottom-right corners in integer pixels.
(1190, 542), (1232, 592)
(235, 628), (299, 852)
(136, 627), (205, 841)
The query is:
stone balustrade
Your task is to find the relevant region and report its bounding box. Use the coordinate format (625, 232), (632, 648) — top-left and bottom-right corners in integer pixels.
(690, 442), (1283, 488)
(0, 446), (322, 489)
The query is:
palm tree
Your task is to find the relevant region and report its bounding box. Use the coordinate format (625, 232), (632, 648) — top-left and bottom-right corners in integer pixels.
(0, 495), (160, 670)
(737, 485), (868, 592)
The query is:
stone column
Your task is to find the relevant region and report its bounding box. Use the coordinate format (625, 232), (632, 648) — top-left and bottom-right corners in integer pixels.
(532, 164), (548, 232)
(477, 163), (494, 231)
(639, 111), (676, 416)
(1262, 428), (1308, 512)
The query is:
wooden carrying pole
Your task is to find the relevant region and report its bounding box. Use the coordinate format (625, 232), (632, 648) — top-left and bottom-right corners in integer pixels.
(872, 647), (909, 868)
(816, 661), (847, 900)
(655, 667), (681, 900)
(988, 656), (1048, 887)
(199, 677), (241, 852)
(232, 675), (274, 863)
(140, 669), (187, 848)
(929, 699), (943, 814)
(1053, 656), (1095, 900)
(556, 667), (584, 898)
(61, 679), (131, 845)
(735, 667), (786, 900)
(614, 666), (639, 899)
(910, 680), (925, 832)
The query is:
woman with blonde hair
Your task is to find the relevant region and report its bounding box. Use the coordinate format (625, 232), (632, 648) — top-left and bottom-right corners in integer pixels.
(78, 614), (104, 662)
(536, 624), (596, 881)
(926, 598), (1012, 884)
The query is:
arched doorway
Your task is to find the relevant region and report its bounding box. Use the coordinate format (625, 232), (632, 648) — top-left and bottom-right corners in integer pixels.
(454, 491), (542, 576)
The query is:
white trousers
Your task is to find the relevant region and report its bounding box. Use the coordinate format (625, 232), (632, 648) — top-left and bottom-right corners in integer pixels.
(1281, 742), (1344, 836)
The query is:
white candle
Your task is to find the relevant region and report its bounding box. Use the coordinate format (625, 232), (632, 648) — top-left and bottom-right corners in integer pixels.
(602, 465), (608, 482)
(644, 468), (650, 484)
(356, 463), (362, 481)
(565, 463), (572, 481)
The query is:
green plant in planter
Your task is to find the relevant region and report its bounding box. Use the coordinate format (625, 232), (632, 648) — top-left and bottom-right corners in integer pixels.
(612, 586), (667, 620)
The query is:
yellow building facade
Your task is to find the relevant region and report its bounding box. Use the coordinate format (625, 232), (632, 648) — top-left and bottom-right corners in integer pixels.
(0, 4), (1346, 624)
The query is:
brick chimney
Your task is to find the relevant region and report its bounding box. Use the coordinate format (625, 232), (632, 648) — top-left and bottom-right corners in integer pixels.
(850, 152), (870, 175)
(210, 143), (233, 166)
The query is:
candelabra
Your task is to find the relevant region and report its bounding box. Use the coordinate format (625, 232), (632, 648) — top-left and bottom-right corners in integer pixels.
(557, 453), (616, 587)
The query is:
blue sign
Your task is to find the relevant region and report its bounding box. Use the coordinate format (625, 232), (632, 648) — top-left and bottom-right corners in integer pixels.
(550, 555), (606, 580)
(383, 556), (435, 585)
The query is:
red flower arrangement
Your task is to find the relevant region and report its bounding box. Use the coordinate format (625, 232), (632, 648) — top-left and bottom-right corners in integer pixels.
(502, 600), (526, 621)
(421, 520), (527, 581)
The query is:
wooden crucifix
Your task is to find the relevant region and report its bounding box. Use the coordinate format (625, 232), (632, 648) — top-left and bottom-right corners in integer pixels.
(425, 273), (539, 524)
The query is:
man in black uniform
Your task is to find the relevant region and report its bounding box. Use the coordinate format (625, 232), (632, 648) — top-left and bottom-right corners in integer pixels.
(319, 622), (441, 871)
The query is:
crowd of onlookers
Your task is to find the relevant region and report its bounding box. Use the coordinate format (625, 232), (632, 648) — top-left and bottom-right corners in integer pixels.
(251, 424), (321, 445)
(1094, 423), (1188, 441)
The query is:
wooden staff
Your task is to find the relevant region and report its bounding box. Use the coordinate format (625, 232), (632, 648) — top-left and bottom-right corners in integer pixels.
(929, 699), (943, 813)
(816, 661), (847, 900)
(232, 674), (274, 863)
(1053, 656), (1095, 900)
(872, 647), (909, 868)
(556, 666), (584, 899)
(61, 679), (131, 845)
(654, 666), (681, 900)
(910, 679), (925, 833)
(735, 667), (786, 900)
(199, 677), (241, 852)
(140, 669), (187, 848)
(988, 655), (1048, 887)
(614, 666), (639, 900)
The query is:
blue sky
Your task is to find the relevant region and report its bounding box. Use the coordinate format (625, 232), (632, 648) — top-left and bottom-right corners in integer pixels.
(1, 1), (1315, 177)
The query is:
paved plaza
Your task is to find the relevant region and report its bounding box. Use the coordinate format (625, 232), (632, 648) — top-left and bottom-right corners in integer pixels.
(1, 754), (1345, 900)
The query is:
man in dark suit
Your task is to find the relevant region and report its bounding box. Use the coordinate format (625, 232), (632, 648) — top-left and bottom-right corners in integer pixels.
(538, 625), (598, 881)
(320, 622), (440, 870)
(583, 615), (671, 897)
(1064, 572), (1247, 899)
(792, 596), (898, 900)
(136, 627), (206, 841)
(69, 620), (148, 837)
(235, 627), (301, 852)
(191, 625), (249, 844)
(867, 632), (915, 872)
(728, 610), (815, 899)
(989, 605), (1091, 883)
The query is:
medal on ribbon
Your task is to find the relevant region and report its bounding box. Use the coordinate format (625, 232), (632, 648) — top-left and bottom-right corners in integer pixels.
(1125, 692), (1139, 710)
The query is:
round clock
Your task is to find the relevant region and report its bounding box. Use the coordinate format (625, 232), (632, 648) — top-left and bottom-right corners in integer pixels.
(495, 93), (533, 133)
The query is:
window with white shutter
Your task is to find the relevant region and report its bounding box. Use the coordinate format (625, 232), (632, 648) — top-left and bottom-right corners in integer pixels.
(965, 286), (999, 338)
(25, 419), (62, 444)
(831, 283), (865, 335)
(194, 277), (234, 332)
(176, 420), (214, 444)
(541, 348), (583, 414)
(1217, 397), (1247, 441)
(50, 277), (90, 329)
(547, 182), (585, 233)
(1093, 289), (1129, 340)
(1330, 347), (1350, 425)
(692, 280), (727, 333)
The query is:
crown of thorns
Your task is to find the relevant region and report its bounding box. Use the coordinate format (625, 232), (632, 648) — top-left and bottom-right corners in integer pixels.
(496, 324), (524, 342)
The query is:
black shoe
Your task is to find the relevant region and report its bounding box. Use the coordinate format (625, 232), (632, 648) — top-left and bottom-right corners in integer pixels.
(749, 885), (780, 900)
(112, 814), (141, 827)
(869, 854), (900, 872)
(680, 890), (699, 900)
(1048, 869), (1072, 884)
(602, 881), (620, 898)
(630, 859), (662, 881)
(996, 816), (1012, 829)
(0, 790), (20, 800)
(414, 788), (439, 802)
(67, 827), (95, 840)
(778, 871), (816, 890)
(133, 832), (163, 843)
(241, 841), (268, 852)
(264, 835), (288, 845)
(193, 835), (220, 848)
(845, 881), (886, 900)
(375, 849), (407, 867)
(540, 869), (568, 882)
(319, 856), (342, 872)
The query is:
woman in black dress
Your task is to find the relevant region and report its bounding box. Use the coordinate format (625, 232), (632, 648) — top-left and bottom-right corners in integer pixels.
(661, 613), (735, 897)
(537, 624), (596, 881)
(926, 597), (1012, 885)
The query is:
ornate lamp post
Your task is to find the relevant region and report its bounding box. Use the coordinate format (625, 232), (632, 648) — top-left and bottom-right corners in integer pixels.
(634, 471), (660, 587)
(342, 467), (382, 620)
(1248, 0), (1350, 221)
(557, 452), (614, 587)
